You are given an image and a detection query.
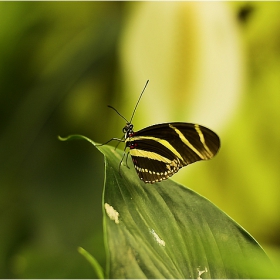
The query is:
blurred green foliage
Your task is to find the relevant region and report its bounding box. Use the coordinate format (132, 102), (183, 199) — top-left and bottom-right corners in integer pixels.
(0, 1), (280, 278)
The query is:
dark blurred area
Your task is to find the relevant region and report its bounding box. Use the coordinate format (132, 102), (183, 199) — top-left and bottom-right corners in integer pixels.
(0, 2), (124, 277)
(1, 2), (280, 277)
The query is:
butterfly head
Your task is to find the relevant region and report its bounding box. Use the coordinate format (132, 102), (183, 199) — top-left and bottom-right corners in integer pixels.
(123, 123), (134, 139)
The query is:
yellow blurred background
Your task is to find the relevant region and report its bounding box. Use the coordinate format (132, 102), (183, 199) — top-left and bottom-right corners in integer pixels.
(0, 2), (279, 277)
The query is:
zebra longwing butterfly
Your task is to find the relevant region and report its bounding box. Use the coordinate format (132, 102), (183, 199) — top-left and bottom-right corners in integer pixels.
(104, 80), (220, 184)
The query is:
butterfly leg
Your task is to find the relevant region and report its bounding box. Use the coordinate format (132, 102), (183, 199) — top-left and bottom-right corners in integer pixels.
(114, 136), (125, 150)
(95, 137), (124, 146)
(125, 151), (130, 169)
(118, 149), (130, 176)
(118, 150), (126, 176)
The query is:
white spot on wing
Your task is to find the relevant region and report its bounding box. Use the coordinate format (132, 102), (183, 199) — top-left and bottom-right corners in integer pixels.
(150, 229), (165, 247)
(104, 203), (119, 224)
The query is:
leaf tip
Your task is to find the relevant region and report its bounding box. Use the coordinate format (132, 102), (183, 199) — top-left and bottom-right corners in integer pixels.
(58, 135), (67, 141)
(57, 134), (99, 146)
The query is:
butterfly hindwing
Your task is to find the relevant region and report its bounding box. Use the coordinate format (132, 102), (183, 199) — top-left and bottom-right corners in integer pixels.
(128, 137), (184, 183)
(131, 156), (180, 183)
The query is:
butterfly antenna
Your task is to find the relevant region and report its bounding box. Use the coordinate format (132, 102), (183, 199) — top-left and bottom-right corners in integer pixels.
(129, 80), (149, 123)
(107, 105), (129, 123)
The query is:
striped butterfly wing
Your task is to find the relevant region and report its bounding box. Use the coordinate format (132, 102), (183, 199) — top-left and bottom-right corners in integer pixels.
(126, 122), (220, 183)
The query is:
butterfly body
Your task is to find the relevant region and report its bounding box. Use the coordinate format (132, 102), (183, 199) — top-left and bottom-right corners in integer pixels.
(123, 122), (220, 183)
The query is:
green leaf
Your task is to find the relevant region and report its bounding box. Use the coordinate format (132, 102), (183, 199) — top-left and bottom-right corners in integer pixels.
(77, 247), (104, 279)
(60, 135), (275, 278)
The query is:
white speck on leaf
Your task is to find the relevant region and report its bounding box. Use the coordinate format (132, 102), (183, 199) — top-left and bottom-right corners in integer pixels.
(104, 203), (119, 224)
(150, 229), (165, 247)
(197, 267), (208, 280)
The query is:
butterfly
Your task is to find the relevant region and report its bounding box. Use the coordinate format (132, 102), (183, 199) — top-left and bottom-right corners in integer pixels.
(103, 80), (220, 184)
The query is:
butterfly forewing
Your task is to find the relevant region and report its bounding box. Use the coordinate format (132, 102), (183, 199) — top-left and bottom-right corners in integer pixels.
(126, 122), (220, 183)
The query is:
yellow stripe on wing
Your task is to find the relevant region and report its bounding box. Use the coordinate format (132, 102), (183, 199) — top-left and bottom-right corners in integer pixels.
(127, 135), (186, 164)
(129, 149), (171, 163)
(169, 124), (205, 159)
(194, 124), (213, 158)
